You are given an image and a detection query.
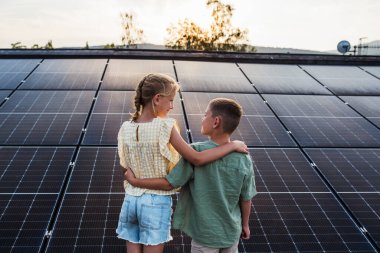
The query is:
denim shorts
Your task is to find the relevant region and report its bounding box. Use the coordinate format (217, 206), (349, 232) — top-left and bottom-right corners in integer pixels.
(116, 193), (173, 245)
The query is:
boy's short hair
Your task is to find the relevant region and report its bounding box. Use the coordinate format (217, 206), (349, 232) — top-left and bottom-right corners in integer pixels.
(209, 98), (243, 134)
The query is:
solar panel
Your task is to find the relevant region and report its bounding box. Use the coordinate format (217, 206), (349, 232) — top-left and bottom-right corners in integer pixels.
(66, 147), (124, 193)
(20, 59), (106, 90)
(368, 117), (380, 128)
(0, 194), (58, 253)
(264, 95), (359, 117)
(101, 59), (176, 90)
(93, 91), (135, 113)
(45, 192), (377, 253)
(244, 193), (375, 252)
(83, 114), (188, 145)
(280, 117), (380, 147)
(341, 96), (380, 117)
(175, 61), (255, 93)
(0, 90), (11, 102)
(0, 113), (87, 145)
(182, 92), (273, 115)
(47, 194), (188, 253)
(187, 115), (296, 147)
(250, 148), (329, 192)
(0, 147), (74, 193)
(239, 64), (331, 95)
(2, 57), (380, 252)
(93, 91), (183, 115)
(301, 65), (380, 95)
(361, 66), (380, 79)
(0, 59), (41, 89)
(305, 148), (380, 192)
(0, 90), (95, 113)
(45, 193), (125, 252)
(339, 193), (380, 249)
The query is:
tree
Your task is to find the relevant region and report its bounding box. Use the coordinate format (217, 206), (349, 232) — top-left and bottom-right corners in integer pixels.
(11, 42), (26, 49)
(165, 0), (255, 52)
(104, 43), (116, 49)
(84, 41), (89, 49)
(45, 40), (54, 49)
(121, 13), (144, 48)
(31, 44), (43, 49)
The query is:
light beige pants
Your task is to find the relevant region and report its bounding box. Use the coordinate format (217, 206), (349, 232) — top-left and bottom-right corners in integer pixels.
(191, 240), (239, 253)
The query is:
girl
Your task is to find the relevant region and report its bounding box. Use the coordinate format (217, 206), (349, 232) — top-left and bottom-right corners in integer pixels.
(116, 73), (247, 253)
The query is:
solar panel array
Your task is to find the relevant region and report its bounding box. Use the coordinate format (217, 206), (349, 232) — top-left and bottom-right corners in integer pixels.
(0, 58), (380, 253)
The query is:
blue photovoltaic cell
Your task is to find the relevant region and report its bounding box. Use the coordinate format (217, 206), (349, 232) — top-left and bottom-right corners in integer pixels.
(305, 148), (380, 192)
(187, 114), (296, 147)
(46, 193), (125, 253)
(264, 95), (358, 117)
(182, 92), (273, 115)
(101, 59), (176, 90)
(0, 59), (41, 89)
(368, 117), (380, 128)
(339, 193), (380, 249)
(93, 91), (183, 115)
(341, 96), (380, 117)
(0, 147), (74, 193)
(0, 90), (11, 102)
(66, 147), (124, 193)
(0, 113), (87, 145)
(0, 194), (58, 253)
(250, 148), (328, 192)
(281, 117), (380, 147)
(20, 59), (106, 90)
(0, 90), (95, 113)
(361, 66), (380, 79)
(81, 113), (128, 145)
(244, 193), (375, 252)
(83, 114), (188, 145)
(175, 61), (255, 93)
(93, 91), (135, 113)
(239, 64), (331, 95)
(301, 65), (380, 95)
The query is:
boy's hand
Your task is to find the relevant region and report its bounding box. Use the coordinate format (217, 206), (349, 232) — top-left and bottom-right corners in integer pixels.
(124, 168), (136, 184)
(232, 140), (248, 154)
(241, 225), (250, 240)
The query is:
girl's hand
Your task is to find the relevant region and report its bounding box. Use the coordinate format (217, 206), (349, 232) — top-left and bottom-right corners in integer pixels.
(232, 140), (249, 154)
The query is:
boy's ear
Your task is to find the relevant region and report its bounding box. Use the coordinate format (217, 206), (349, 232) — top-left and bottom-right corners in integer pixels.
(213, 116), (222, 129)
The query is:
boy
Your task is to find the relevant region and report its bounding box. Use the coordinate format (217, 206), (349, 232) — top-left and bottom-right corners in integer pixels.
(125, 98), (257, 253)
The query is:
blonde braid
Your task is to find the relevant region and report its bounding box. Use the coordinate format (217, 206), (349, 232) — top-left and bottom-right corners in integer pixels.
(131, 77), (145, 122)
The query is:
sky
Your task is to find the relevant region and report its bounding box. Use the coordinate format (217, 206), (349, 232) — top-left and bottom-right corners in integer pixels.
(0, 0), (379, 51)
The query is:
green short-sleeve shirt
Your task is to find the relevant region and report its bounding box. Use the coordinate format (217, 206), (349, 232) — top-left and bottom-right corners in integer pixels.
(166, 140), (257, 248)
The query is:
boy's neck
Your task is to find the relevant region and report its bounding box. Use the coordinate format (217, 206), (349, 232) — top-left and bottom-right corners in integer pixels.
(208, 132), (231, 145)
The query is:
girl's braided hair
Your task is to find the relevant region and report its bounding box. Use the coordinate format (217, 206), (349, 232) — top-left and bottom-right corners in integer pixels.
(131, 73), (179, 121)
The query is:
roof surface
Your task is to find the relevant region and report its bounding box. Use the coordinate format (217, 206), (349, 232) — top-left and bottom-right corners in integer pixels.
(0, 50), (380, 253)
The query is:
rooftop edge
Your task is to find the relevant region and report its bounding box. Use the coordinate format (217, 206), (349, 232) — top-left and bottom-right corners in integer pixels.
(0, 49), (380, 65)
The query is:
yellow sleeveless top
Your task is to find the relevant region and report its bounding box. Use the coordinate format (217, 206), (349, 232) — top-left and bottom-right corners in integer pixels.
(117, 117), (180, 196)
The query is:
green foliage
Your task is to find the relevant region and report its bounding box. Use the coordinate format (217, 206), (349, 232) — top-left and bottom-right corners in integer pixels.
(11, 40), (54, 49)
(104, 43), (116, 49)
(165, 0), (255, 52)
(11, 42), (26, 49)
(44, 40), (54, 49)
(31, 44), (43, 49)
(121, 13), (144, 48)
